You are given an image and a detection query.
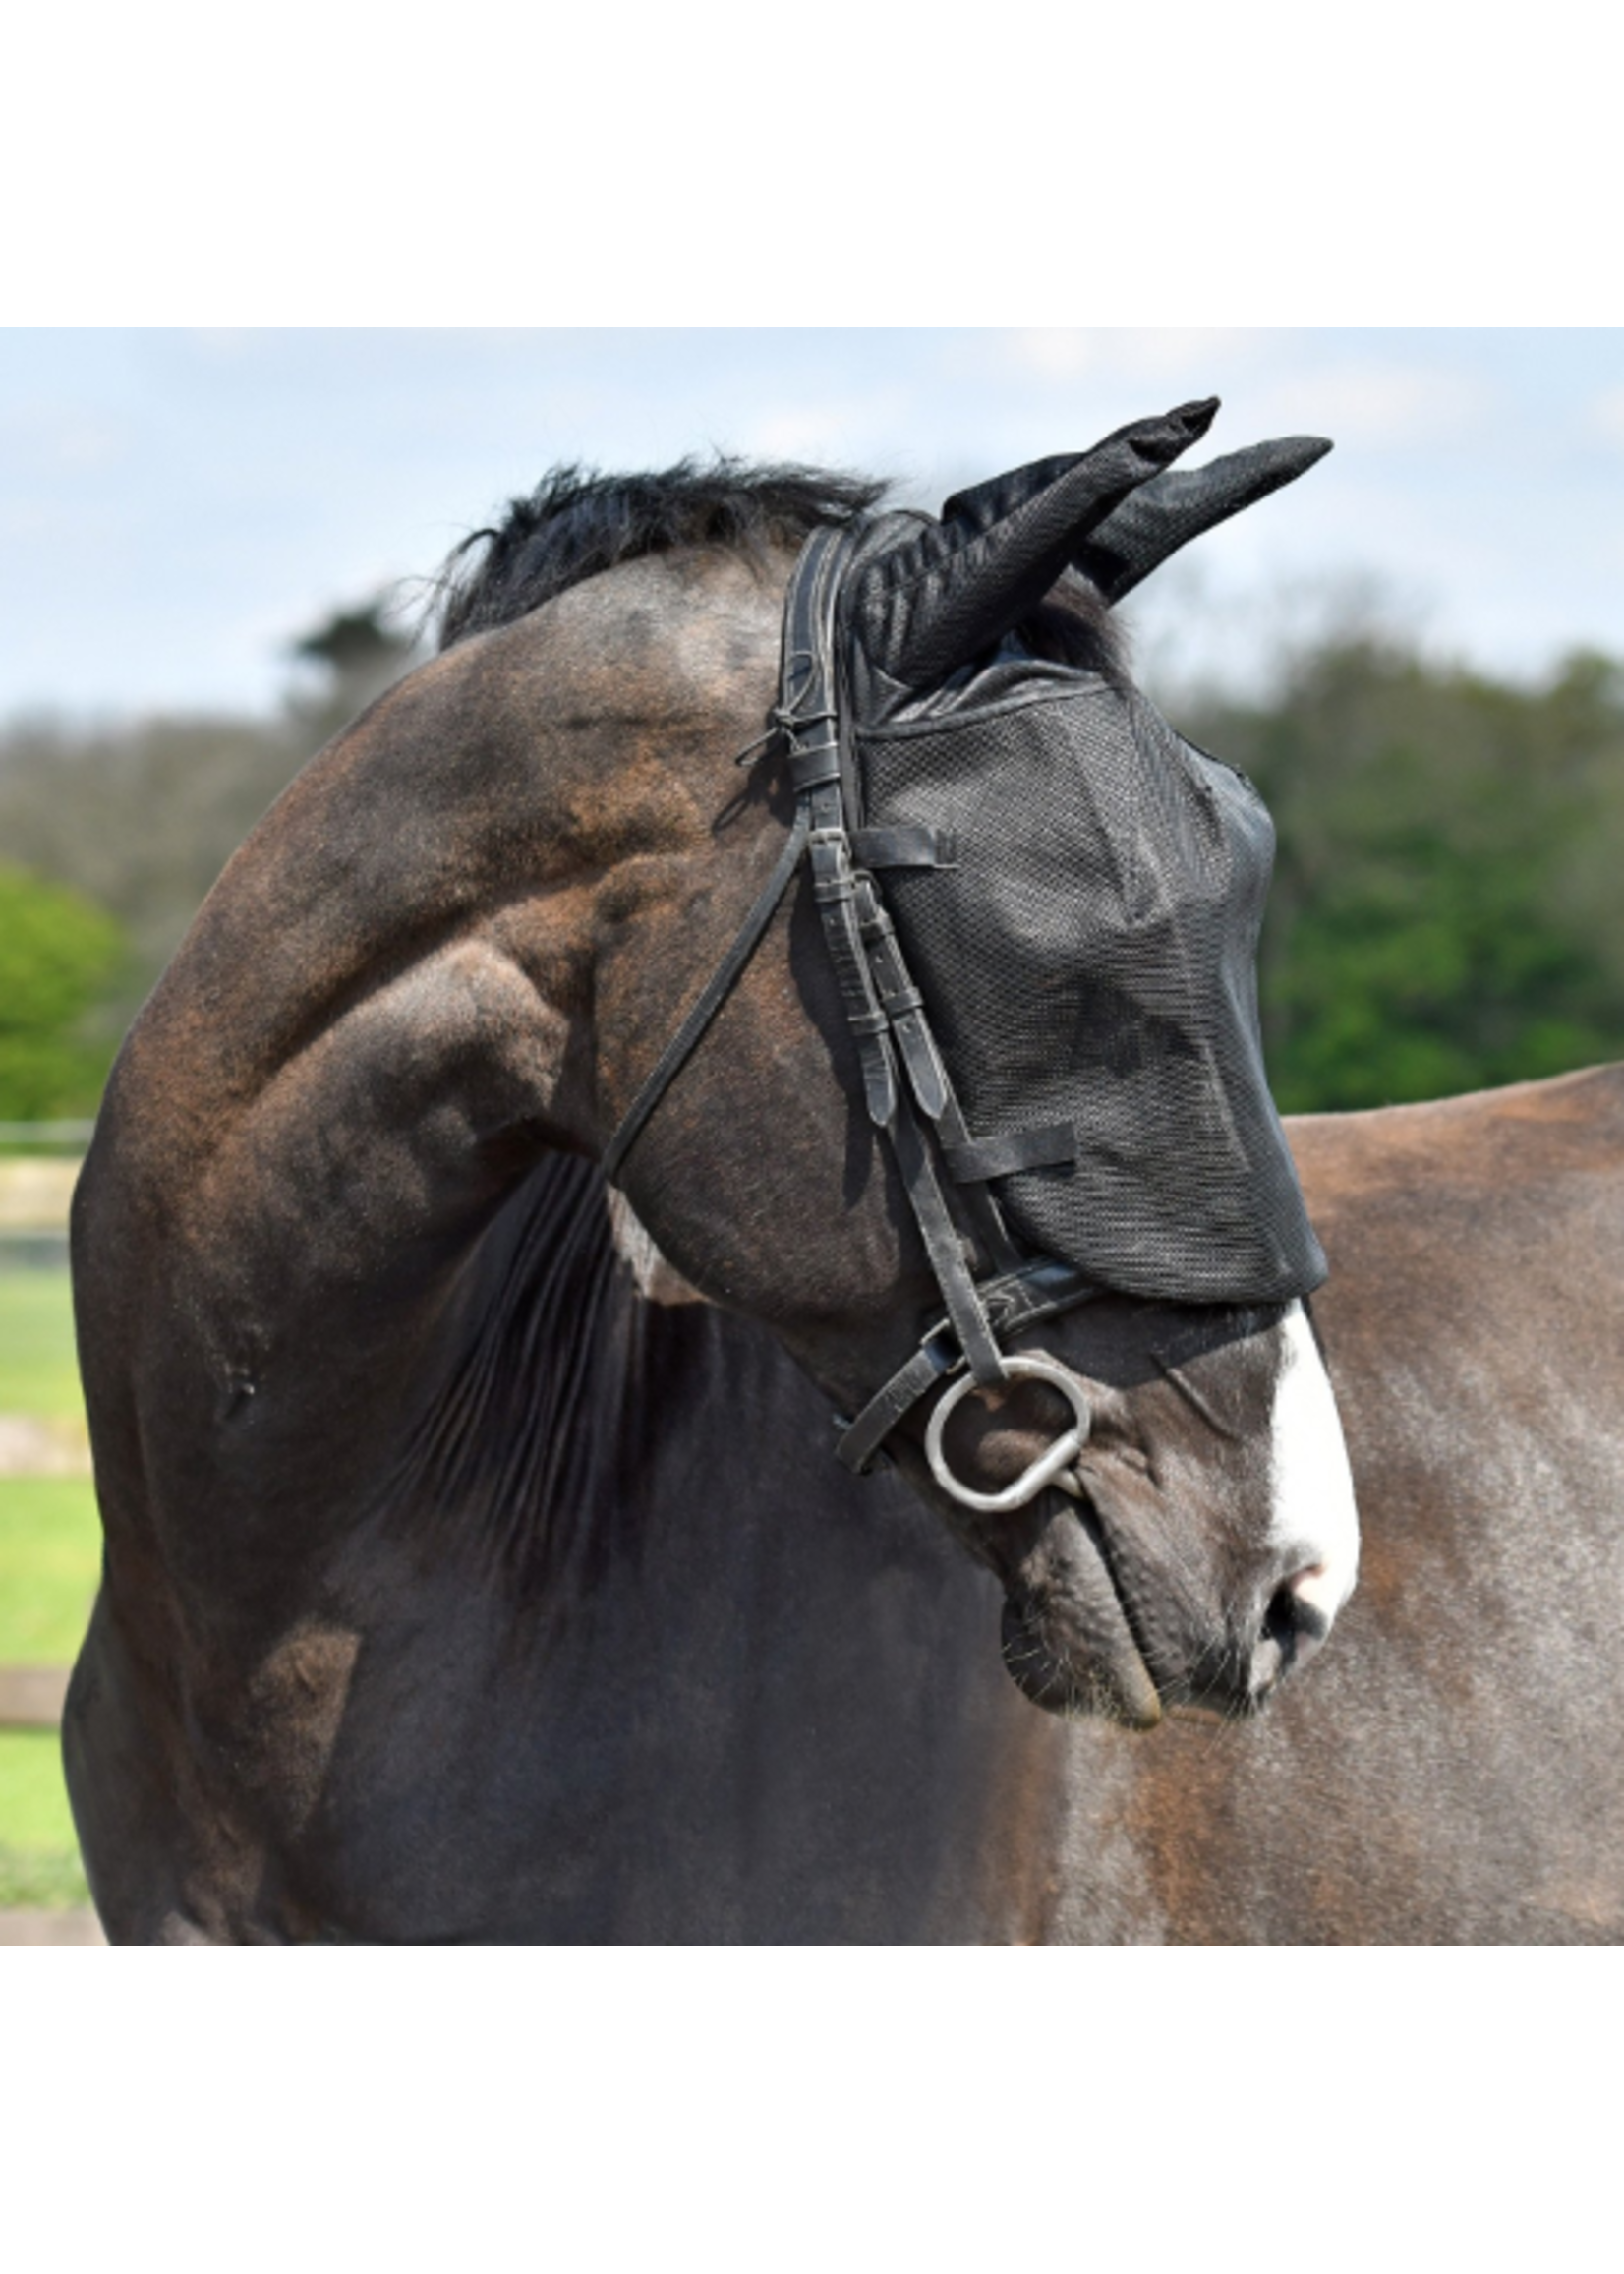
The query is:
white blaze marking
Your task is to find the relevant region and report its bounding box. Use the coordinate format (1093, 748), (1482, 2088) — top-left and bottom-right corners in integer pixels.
(1269, 1301), (1361, 1626)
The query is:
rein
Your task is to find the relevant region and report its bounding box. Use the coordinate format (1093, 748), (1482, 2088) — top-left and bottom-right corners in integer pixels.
(602, 523), (1102, 1508)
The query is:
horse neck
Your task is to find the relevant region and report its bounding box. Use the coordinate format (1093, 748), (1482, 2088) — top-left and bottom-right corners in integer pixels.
(120, 650), (610, 1148)
(75, 569), (816, 1600)
(69, 558), (1094, 1939)
(388, 1150), (1076, 1940)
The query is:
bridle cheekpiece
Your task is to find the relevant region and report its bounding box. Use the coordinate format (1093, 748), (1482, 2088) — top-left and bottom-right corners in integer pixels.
(602, 521), (1102, 1509)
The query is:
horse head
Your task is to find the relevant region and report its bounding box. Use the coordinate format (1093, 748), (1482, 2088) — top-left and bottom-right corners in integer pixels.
(435, 404), (1360, 1730)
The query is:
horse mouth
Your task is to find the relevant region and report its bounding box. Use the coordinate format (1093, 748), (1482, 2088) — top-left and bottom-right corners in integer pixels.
(998, 1479), (1329, 1728)
(998, 1489), (1165, 1730)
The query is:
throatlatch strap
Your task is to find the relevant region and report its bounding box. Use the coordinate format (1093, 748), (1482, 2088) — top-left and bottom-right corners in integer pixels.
(603, 801), (813, 1187)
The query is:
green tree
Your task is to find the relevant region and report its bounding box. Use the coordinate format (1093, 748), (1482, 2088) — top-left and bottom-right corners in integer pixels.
(0, 713), (304, 1032)
(0, 865), (125, 1118)
(1182, 642), (1624, 1111)
(0, 593), (421, 1034)
(285, 597), (420, 741)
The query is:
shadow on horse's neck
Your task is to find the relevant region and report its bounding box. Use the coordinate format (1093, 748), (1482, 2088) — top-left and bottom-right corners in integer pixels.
(364, 1150), (1086, 1943)
(383, 1151), (922, 1616)
(381, 1154), (740, 1604)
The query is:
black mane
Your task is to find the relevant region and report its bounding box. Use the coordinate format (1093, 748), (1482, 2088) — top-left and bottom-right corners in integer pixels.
(435, 458), (890, 650)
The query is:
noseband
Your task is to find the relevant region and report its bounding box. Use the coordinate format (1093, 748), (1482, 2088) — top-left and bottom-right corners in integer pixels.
(603, 523), (1102, 1508)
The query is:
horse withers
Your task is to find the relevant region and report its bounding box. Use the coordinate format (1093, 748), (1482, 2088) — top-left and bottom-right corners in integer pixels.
(66, 409), (1378, 1940)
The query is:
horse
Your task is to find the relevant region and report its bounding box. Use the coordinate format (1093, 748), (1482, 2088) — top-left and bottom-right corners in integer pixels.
(61, 419), (1624, 1941)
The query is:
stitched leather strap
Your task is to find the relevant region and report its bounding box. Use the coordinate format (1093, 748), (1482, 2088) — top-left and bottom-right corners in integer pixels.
(791, 532), (899, 1129)
(929, 1087), (1023, 1277)
(857, 877), (949, 1123)
(836, 1256), (1100, 1473)
(850, 825), (958, 869)
(791, 529), (1006, 1387)
(889, 1087), (1006, 1385)
(942, 1122), (1079, 1183)
(808, 795), (898, 1129)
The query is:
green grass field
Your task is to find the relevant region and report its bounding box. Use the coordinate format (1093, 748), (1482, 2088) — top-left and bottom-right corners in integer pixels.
(0, 1475), (100, 1661)
(0, 1267), (84, 1418)
(1, 1262), (97, 1910)
(0, 1733), (89, 1906)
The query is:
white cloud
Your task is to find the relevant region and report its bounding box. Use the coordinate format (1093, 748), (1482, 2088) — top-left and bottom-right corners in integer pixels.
(183, 324), (548, 359)
(454, 327), (558, 345)
(52, 418), (123, 469)
(1250, 362), (1488, 444)
(182, 328), (263, 362)
(1591, 387), (1624, 445)
(734, 390), (911, 465)
(0, 402), (125, 470)
(997, 328), (1258, 384)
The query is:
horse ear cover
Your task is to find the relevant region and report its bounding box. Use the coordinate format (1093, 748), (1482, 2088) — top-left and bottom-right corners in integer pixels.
(833, 401), (1335, 1308)
(850, 400), (1223, 690)
(937, 430), (1332, 605)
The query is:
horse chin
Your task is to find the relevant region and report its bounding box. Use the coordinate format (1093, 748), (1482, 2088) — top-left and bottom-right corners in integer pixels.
(998, 1494), (1165, 1730)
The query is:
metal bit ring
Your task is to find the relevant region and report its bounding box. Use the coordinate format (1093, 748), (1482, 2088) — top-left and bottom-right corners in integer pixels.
(924, 1354), (1093, 1514)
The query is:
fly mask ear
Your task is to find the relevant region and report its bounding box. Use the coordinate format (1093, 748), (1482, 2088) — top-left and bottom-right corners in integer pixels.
(847, 399), (1222, 699)
(942, 433), (1333, 604)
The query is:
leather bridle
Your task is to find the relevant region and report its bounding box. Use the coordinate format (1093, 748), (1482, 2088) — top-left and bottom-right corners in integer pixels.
(602, 523), (1103, 1509)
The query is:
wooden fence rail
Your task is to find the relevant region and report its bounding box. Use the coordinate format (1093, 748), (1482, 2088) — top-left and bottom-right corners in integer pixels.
(0, 1122), (96, 1147)
(0, 1664), (70, 1729)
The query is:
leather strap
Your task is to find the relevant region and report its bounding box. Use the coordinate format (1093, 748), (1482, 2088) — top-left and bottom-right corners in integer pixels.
(836, 1256), (1100, 1473)
(603, 800), (813, 1186)
(791, 529), (1006, 1387)
(889, 1088), (1006, 1385)
(794, 532), (899, 1130)
(930, 1087), (1023, 1277)
(942, 1122), (1079, 1183)
(601, 519), (1099, 1474)
(850, 825), (957, 869)
(857, 878), (949, 1123)
(808, 798), (898, 1129)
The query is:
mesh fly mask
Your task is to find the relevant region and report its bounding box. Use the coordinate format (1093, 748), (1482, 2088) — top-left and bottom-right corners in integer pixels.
(603, 399), (1332, 1512)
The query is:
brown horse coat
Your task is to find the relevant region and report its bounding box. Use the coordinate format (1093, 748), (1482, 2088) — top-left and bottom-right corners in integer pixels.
(61, 517), (1624, 1942)
(1007, 1066), (1624, 1944)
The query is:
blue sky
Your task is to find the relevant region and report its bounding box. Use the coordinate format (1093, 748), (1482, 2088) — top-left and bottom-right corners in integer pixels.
(4, 327), (1621, 719)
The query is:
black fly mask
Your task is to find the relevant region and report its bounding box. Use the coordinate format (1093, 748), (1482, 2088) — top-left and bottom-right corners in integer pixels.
(606, 399), (1333, 1502)
(842, 430), (1326, 1310)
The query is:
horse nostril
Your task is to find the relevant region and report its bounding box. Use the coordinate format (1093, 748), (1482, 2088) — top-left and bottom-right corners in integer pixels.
(1249, 1575), (1334, 1701)
(1278, 1568), (1334, 1649)
(1206, 1569), (1342, 1718)
(1264, 1584), (1299, 1651)
(1280, 1555), (1347, 1636)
